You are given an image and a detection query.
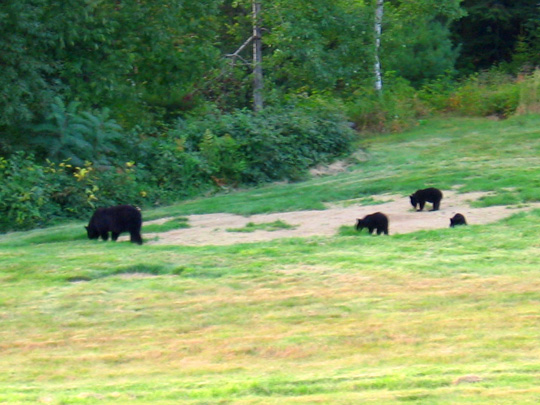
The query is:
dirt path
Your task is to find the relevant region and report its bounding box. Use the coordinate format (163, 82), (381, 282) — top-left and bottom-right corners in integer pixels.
(143, 191), (540, 246)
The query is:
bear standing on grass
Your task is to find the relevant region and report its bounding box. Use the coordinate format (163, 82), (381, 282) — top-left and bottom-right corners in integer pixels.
(355, 212), (389, 235)
(86, 205), (143, 245)
(409, 187), (443, 211)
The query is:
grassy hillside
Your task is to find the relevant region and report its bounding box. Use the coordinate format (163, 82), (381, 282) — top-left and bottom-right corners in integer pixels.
(1, 116), (539, 403)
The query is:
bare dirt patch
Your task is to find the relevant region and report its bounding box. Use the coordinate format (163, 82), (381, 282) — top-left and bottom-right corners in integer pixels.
(142, 191), (540, 246)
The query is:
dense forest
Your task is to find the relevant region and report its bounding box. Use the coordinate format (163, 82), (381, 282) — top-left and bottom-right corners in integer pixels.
(1, 0), (539, 231)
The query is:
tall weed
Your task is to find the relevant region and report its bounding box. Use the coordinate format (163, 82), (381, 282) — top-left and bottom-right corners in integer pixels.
(517, 69), (540, 115)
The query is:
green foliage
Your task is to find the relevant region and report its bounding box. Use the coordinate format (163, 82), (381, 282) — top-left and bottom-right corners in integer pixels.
(383, 0), (463, 86)
(452, 0), (539, 73)
(31, 97), (122, 166)
(199, 130), (246, 186)
(516, 69), (540, 115)
(180, 101), (356, 184)
(347, 76), (427, 132)
(0, 0), (55, 130)
(0, 153), (148, 232)
(423, 70), (521, 117)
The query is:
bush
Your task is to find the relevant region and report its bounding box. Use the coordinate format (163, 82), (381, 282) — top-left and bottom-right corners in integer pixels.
(0, 153), (149, 232)
(420, 70), (521, 118)
(175, 101), (356, 184)
(1, 102), (356, 232)
(517, 69), (540, 115)
(0, 153), (90, 231)
(347, 76), (428, 133)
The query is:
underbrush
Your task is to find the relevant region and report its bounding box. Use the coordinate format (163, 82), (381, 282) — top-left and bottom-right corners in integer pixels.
(0, 102), (355, 232)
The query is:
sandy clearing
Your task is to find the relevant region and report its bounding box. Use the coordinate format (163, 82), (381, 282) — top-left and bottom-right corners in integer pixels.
(137, 191), (539, 246)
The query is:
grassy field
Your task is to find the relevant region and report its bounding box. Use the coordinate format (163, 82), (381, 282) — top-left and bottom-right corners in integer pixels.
(1, 116), (540, 404)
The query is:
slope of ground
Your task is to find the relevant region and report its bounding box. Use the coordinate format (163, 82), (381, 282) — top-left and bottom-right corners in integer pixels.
(144, 190), (540, 245)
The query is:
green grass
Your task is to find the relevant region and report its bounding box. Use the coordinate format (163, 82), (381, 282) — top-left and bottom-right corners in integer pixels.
(227, 220), (297, 233)
(143, 217), (190, 233)
(1, 116), (540, 403)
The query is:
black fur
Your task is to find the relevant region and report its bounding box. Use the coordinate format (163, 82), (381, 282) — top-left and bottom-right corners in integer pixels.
(85, 205), (143, 244)
(410, 187), (443, 211)
(450, 213), (467, 227)
(355, 212), (389, 235)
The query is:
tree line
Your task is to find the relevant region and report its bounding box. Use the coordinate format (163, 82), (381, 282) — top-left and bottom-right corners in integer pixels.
(0, 0), (539, 231)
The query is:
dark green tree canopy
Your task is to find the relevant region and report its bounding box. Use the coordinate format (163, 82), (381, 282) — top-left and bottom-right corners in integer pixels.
(452, 0), (540, 72)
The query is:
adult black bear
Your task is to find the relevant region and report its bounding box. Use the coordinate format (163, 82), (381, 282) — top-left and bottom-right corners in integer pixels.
(86, 205), (143, 245)
(409, 187), (443, 211)
(355, 212), (389, 235)
(450, 213), (467, 227)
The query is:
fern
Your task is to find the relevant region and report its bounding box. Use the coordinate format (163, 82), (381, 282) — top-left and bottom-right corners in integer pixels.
(32, 97), (122, 166)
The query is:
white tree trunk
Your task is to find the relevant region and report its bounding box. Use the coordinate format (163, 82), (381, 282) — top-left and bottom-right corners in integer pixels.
(252, 1), (264, 111)
(374, 0), (384, 94)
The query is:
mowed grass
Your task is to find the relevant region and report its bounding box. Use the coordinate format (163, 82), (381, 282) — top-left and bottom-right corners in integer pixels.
(1, 116), (540, 403)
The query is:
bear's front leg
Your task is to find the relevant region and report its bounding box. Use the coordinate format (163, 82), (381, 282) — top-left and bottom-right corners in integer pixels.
(111, 232), (120, 241)
(100, 232), (109, 241)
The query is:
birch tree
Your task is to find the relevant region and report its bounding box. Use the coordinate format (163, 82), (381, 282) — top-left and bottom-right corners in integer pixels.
(374, 0), (384, 94)
(252, 1), (264, 111)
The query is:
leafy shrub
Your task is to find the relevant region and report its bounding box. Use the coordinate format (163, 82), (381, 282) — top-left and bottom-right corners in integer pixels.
(198, 130), (246, 186)
(31, 97), (123, 166)
(0, 153), (149, 232)
(347, 76), (427, 133)
(130, 136), (209, 203)
(177, 100), (356, 183)
(517, 69), (540, 115)
(0, 153), (92, 231)
(421, 70), (521, 118)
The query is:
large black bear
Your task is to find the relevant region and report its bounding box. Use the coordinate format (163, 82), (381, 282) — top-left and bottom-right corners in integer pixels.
(410, 187), (443, 211)
(450, 213), (467, 227)
(355, 212), (389, 235)
(86, 205), (143, 245)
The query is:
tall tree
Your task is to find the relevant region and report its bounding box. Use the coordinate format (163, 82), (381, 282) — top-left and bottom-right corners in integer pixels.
(252, 1), (264, 111)
(374, 0), (384, 94)
(382, 0), (463, 85)
(451, 0), (539, 73)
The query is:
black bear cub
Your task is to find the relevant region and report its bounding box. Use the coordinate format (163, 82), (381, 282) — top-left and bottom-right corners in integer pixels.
(86, 205), (143, 245)
(450, 213), (467, 227)
(410, 187), (443, 211)
(355, 212), (389, 235)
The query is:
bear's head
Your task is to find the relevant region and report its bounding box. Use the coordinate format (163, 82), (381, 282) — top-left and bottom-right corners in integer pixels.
(409, 194), (418, 209)
(85, 225), (99, 240)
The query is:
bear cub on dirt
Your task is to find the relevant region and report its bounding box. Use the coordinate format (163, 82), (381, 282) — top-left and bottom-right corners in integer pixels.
(86, 205), (143, 245)
(409, 187), (443, 211)
(450, 213), (467, 227)
(355, 212), (389, 235)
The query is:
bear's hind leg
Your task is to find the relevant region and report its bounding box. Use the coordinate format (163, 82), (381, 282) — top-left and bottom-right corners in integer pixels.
(431, 200), (440, 211)
(111, 232), (120, 241)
